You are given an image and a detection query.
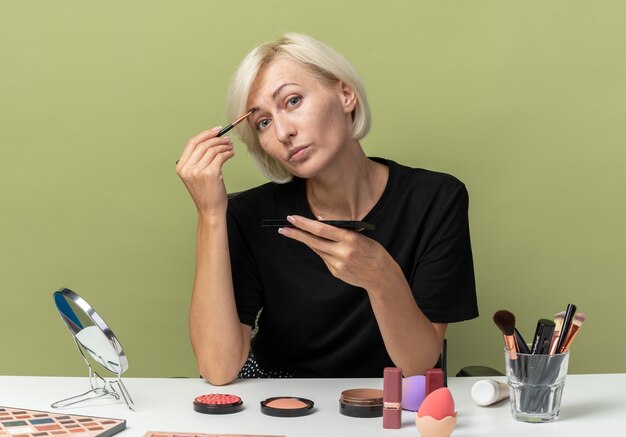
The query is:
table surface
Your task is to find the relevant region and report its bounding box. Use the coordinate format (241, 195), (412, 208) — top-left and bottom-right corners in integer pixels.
(1, 374), (624, 436)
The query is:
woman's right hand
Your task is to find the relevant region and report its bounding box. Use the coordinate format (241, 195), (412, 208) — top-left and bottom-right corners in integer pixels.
(176, 126), (235, 216)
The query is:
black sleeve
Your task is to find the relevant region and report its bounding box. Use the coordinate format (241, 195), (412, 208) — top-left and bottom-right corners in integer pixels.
(227, 203), (264, 327)
(411, 184), (478, 323)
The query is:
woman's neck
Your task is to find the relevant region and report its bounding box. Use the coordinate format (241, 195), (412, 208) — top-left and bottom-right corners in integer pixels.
(305, 146), (388, 220)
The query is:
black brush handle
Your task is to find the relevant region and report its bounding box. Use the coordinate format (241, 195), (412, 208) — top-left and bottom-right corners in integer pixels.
(514, 328), (531, 354)
(530, 319), (556, 355)
(555, 304), (577, 354)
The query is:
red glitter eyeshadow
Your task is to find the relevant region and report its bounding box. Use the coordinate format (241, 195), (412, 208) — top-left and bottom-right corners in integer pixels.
(193, 393), (243, 414)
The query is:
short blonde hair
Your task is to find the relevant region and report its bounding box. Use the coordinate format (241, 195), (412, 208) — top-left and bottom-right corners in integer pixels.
(227, 33), (371, 183)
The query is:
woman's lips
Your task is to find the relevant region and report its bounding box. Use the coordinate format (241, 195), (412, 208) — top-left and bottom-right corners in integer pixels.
(288, 145), (310, 162)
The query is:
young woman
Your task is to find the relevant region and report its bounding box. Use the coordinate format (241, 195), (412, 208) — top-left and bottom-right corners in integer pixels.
(176, 33), (478, 385)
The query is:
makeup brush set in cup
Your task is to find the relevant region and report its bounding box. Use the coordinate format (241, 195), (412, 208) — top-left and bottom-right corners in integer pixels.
(493, 303), (585, 423)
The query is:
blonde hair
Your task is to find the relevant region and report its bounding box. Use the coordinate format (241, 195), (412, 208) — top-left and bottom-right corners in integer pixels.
(227, 33), (371, 183)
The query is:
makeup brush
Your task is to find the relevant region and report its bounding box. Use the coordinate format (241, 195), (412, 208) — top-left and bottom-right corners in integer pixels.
(555, 303), (577, 354)
(548, 311), (566, 355)
(217, 107), (258, 137)
(176, 107), (257, 164)
(558, 312), (585, 353)
(493, 310), (519, 359)
(514, 328), (531, 354)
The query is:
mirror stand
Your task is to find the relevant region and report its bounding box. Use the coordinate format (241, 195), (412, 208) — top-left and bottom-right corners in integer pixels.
(52, 288), (135, 411)
(51, 337), (135, 411)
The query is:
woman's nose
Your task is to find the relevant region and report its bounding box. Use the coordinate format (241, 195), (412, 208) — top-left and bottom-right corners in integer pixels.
(273, 114), (296, 144)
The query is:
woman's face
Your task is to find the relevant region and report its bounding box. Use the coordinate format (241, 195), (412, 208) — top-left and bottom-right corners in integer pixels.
(246, 58), (357, 179)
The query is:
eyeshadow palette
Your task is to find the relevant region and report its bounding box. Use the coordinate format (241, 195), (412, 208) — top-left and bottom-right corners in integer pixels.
(0, 406), (125, 437)
(143, 433), (284, 437)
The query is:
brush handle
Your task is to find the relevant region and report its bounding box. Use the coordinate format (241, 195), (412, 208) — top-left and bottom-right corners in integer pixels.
(555, 304), (576, 354)
(558, 324), (581, 353)
(514, 328), (531, 354)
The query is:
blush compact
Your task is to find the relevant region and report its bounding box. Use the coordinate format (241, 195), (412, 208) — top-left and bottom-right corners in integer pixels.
(339, 388), (384, 418)
(260, 396), (314, 417)
(193, 393), (243, 414)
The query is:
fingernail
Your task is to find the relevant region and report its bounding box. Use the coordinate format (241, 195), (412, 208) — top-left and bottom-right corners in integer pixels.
(286, 215), (296, 224)
(277, 227), (285, 235)
(223, 136), (230, 141)
(212, 125), (223, 131)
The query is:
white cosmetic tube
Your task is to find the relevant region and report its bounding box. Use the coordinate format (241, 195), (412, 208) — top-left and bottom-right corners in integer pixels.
(471, 379), (510, 406)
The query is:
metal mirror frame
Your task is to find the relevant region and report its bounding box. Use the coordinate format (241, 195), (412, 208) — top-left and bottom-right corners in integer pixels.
(52, 287), (135, 411)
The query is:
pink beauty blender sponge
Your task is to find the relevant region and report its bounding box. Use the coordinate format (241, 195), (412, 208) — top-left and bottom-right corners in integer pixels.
(415, 387), (457, 437)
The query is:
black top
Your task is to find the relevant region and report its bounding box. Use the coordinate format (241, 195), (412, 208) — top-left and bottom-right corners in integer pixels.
(226, 158), (478, 377)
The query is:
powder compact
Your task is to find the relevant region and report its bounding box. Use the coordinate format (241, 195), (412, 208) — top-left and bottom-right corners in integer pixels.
(260, 397), (314, 417)
(339, 388), (384, 418)
(193, 393), (244, 414)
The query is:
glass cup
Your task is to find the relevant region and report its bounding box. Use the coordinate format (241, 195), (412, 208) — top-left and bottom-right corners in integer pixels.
(504, 350), (569, 423)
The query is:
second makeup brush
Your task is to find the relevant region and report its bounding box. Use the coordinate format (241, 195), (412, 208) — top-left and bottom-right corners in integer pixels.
(558, 312), (585, 353)
(548, 311), (566, 355)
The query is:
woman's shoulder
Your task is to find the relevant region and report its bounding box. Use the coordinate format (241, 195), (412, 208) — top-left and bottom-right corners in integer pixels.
(376, 158), (470, 222)
(375, 157), (467, 193)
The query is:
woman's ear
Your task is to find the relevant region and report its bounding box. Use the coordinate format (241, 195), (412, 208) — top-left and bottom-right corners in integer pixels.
(338, 81), (357, 113)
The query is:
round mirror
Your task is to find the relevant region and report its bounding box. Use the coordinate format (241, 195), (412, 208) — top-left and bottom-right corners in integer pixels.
(53, 288), (128, 375)
(52, 287), (134, 410)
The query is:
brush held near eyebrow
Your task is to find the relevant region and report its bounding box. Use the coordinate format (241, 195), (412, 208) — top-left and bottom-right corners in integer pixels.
(175, 108), (258, 164)
(217, 107), (258, 137)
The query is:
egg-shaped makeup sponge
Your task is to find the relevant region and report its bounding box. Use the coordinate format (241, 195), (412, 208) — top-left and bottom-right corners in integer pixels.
(417, 387), (455, 420)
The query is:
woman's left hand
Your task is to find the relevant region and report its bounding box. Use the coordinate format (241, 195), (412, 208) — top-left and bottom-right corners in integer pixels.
(278, 215), (394, 290)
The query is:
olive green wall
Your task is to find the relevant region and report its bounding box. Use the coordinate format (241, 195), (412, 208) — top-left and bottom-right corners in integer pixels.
(1, 0), (624, 378)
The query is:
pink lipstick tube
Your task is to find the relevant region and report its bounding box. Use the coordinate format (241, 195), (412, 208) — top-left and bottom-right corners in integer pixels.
(383, 367), (402, 429)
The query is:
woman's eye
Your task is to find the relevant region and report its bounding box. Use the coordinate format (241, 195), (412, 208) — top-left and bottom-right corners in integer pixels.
(256, 119), (271, 130)
(288, 96), (301, 106)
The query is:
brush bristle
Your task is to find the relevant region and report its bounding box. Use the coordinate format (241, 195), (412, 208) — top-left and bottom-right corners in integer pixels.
(573, 312), (586, 325)
(493, 310), (516, 336)
(554, 311), (566, 330)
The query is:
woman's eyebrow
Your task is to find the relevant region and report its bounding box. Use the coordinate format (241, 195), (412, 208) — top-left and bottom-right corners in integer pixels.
(272, 82), (299, 99)
(249, 83), (300, 122)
